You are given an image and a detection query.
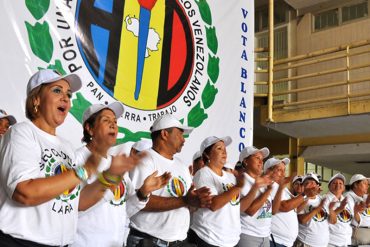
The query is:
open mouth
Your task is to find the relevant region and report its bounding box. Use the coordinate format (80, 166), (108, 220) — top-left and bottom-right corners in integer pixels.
(108, 132), (116, 137)
(57, 106), (66, 113)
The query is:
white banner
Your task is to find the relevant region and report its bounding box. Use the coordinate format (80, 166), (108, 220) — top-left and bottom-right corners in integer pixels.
(0, 0), (254, 165)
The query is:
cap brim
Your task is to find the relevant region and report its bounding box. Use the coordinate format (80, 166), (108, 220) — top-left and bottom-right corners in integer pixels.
(107, 102), (124, 119)
(350, 177), (370, 185)
(282, 158), (290, 165)
(0, 115), (16, 125)
(180, 126), (193, 135)
(259, 147), (270, 158)
(44, 74), (82, 93)
(221, 136), (232, 147)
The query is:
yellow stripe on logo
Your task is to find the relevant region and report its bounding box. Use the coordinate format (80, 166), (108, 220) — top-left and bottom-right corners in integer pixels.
(115, 0), (165, 110)
(174, 178), (182, 196)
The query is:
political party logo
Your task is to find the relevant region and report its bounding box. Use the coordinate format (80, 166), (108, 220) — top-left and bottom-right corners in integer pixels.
(310, 205), (328, 222)
(23, 0), (219, 144)
(222, 183), (240, 206)
(110, 179), (128, 206)
(45, 157), (80, 202)
(257, 199), (272, 219)
(338, 207), (352, 223)
(167, 176), (187, 197)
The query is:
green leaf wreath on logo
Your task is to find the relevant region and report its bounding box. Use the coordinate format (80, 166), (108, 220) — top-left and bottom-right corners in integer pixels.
(25, 0), (219, 143)
(25, 0), (50, 20)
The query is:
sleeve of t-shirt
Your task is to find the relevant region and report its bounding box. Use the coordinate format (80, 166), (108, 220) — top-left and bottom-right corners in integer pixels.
(125, 174), (148, 217)
(271, 182), (279, 199)
(193, 168), (218, 196)
(130, 151), (155, 190)
(0, 124), (43, 198)
(240, 174), (252, 197)
(346, 194), (362, 227)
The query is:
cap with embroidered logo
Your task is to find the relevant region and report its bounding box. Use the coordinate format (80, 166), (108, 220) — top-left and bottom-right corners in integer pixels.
(0, 109), (16, 125)
(82, 102), (124, 125)
(239, 146), (270, 163)
(27, 69), (82, 96)
(328, 173), (346, 185)
(150, 114), (193, 135)
(200, 136), (232, 154)
(263, 157), (290, 172)
(349, 174), (370, 185)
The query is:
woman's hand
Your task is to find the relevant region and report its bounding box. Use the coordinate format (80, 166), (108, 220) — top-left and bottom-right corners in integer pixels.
(108, 152), (146, 176)
(84, 152), (102, 176)
(139, 171), (171, 197)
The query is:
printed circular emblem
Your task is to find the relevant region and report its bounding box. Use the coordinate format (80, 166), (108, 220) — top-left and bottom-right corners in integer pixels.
(222, 183), (240, 205)
(362, 207), (370, 217)
(167, 176), (187, 197)
(24, 0), (219, 144)
(310, 206), (328, 222)
(257, 199), (272, 219)
(45, 158), (80, 202)
(338, 207), (352, 223)
(110, 179), (128, 206)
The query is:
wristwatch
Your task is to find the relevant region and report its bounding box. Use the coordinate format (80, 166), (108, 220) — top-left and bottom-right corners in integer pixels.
(137, 189), (150, 201)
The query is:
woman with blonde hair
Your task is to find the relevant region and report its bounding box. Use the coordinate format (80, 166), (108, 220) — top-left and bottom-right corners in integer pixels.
(0, 69), (104, 246)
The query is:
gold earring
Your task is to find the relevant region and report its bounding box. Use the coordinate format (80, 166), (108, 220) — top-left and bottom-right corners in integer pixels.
(34, 105), (38, 113)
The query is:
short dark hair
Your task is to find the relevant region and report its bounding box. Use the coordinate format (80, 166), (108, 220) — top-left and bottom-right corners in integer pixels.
(201, 145), (213, 164)
(150, 127), (174, 142)
(81, 110), (101, 143)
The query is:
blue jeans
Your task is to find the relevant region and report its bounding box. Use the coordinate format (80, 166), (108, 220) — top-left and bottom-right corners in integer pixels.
(269, 240), (287, 247)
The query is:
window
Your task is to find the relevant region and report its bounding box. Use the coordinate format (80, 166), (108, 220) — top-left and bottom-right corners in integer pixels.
(314, 0), (369, 31)
(255, 2), (290, 33)
(314, 9), (339, 30)
(342, 1), (368, 23)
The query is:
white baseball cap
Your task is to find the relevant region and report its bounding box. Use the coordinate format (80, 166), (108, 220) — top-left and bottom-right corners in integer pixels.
(263, 157), (290, 172)
(150, 114), (193, 135)
(82, 102), (124, 125)
(292, 175), (303, 184)
(224, 162), (236, 170)
(0, 109), (16, 125)
(302, 173), (320, 184)
(200, 136), (232, 154)
(239, 146), (270, 163)
(27, 69), (82, 96)
(192, 151), (202, 161)
(349, 174), (370, 185)
(132, 139), (152, 152)
(328, 173), (346, 185)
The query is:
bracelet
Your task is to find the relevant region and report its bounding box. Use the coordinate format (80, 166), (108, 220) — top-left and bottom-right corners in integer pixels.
(97, 173), (115, 188)
(301, 193), (308, 200)
(102, 171), (122, 185)
(74, 166), (89, 182)
(136, 189), (149, 201)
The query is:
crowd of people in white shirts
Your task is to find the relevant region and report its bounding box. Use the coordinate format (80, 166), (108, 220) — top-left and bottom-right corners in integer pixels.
(0, 70), (369, 247)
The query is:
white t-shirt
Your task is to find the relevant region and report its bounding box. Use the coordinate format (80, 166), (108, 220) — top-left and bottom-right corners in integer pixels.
(129, 148), (193, 242)
(0, 121), (79, 246)
(240, 173), (278, 238)
(345, 190), (370, 227)
(297, 195), (329, 247)
(191, 166), (241, 247)
(270, 188), (299, 247)
(71, 146), (147, 247)
(325, 192), (353, 246)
